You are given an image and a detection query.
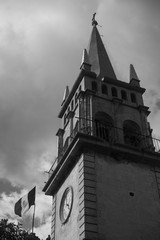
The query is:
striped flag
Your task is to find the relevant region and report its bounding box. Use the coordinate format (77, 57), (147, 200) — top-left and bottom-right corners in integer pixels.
(14, 187), (36, 217)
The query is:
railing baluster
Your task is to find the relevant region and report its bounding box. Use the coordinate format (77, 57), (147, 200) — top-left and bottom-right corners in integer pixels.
(48, 119), (160, 180)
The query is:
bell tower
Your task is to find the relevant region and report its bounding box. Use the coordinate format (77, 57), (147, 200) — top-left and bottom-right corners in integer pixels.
(43, 16), (160, 240)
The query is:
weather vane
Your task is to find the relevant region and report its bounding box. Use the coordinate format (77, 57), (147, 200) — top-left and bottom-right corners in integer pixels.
(92, 12), (98, 26)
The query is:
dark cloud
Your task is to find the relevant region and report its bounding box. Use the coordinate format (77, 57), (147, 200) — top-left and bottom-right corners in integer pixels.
(0, 3), (100, 239)
(0, 0), (101, 190)
(0, 0), (159, 197)
(0, 179), (21, 195)
(0, 0), (160, 237)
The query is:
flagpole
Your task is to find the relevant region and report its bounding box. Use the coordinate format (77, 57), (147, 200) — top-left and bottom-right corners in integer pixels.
(32, 204), (36, 233)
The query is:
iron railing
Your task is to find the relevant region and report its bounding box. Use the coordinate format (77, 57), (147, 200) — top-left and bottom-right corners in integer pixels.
(48, 120), (160, 179)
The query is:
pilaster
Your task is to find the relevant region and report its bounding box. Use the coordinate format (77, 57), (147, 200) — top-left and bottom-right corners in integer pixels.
(78, 152), (98, 240)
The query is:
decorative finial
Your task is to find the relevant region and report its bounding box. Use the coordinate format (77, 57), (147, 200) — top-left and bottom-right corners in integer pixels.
(80, 49), (91, 71)
(130, 64), (139, 81)
(129, 64), (140, 87)
(92, 12), (98, 26)
(61, 86), (69, 106)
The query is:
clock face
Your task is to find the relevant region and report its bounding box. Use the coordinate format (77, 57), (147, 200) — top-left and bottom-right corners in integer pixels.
(60, 186), (73, 223)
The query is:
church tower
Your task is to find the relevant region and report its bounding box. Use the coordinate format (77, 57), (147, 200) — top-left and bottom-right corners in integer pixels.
(43, 17), (160, 240)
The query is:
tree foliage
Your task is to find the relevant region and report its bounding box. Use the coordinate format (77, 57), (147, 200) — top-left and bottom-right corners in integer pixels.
(0, 219), (40, 240)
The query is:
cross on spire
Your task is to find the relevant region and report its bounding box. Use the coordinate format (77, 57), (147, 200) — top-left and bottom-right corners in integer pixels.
(92, 12), (98, 26)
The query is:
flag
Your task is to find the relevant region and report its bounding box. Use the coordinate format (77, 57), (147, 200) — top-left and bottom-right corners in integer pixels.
(14, 187), (36, 217)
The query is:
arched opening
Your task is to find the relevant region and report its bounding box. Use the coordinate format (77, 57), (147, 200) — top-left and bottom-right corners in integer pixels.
(71, 100), (74, 110)
(95, 112), (114, 142)
(121, 90), (127, 100)
(64, 114), (67, 126)
(131, 93), (136, 103)
(111, 87), (118, 97)
(75, 92), (78, 105)
(123, 120), (141, 147)
(92, 81), (98, 92)
(102, 84), (108, 95)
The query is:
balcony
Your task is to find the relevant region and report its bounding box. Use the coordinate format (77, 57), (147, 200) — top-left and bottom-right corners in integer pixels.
(47, 120), (160, 180)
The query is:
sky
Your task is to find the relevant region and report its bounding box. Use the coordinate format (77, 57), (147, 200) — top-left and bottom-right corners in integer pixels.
(0, 0), (160, 239)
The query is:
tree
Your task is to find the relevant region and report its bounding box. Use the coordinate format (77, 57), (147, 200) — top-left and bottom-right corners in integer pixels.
(0, 219), (40, 240)
(46, 235), (51, 240)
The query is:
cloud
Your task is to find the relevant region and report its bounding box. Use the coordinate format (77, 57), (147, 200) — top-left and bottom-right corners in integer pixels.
(98, 0), (160, 84)
(0, 9), (57, 187)
(0, 0), (160, 238)
(0, 0), (102, 189)
(0, 1), (101, 237)
(97, 0), (160, 138)
(0, 188), (52, 239)
(35, 216), (51, 240)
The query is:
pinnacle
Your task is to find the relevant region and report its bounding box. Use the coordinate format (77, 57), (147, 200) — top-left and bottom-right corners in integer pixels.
(80, 49), (91, 71)
(130, 64), (139, 80)
(61, 86), (69, 106)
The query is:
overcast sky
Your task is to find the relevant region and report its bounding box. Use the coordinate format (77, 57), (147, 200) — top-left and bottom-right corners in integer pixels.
(0, 0), (160, 239)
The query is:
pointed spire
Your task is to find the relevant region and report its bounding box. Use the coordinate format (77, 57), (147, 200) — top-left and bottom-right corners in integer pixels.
(129, 64), (140, 87)
(61, 86), (69, 106)
(80, 49), (91, 71)
(88, 20), (117, 79)
(130, 64), (139, 81)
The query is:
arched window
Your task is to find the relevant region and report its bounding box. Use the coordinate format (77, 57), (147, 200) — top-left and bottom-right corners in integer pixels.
(102, 84), (108, 95)
(121, 90), (127, 100)
(92, 81), (97, 92)
(95, 112), (114, 142)
(75, 92), (78, 105)
(64, 114), (67, 126)
(71, 100), (74, 110)
(123, 120), (141, 147)
(131, 93), (136, 103)
(112, 87), (117, 97)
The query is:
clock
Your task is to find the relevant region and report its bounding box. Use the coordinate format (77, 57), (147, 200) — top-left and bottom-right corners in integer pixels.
(60, 186), (73, 223)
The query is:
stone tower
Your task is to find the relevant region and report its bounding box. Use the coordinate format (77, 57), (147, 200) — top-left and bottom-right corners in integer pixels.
(43, 18), (160, 240)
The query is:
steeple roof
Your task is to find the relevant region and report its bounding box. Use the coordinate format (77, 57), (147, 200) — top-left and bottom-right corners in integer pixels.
(80, 49), (91, 71)
(88, 24), (117, 79)
(130, 64), (139, 80)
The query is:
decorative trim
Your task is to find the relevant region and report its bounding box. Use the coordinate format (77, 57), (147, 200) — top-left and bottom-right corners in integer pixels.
(51, 195), (56, 240)
(56, 128), (65, 136)
(138, 105), (150, 116)
(152, 166), (160, 199)
(103, 76), (145, 94)
(78, 152), (98, 240)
